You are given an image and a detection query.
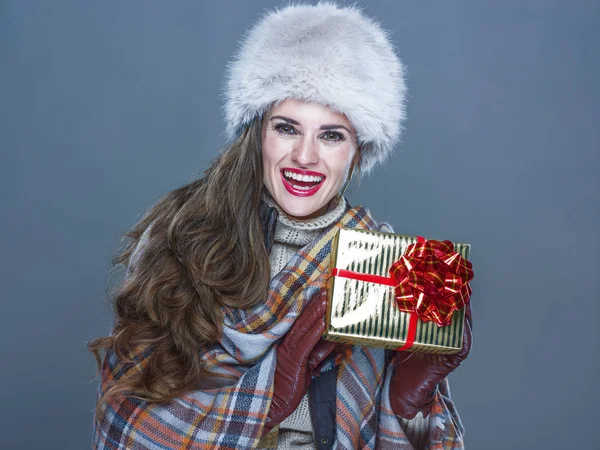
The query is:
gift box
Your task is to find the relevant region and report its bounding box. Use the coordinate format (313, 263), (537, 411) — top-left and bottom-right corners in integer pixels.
(324, 227), (473, 354)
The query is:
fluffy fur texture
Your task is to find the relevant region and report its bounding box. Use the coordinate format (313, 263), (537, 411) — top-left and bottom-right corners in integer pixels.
(223, 1), (407, 175)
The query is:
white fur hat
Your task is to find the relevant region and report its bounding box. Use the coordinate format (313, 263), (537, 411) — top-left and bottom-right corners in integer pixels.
(222, 1), (407, 175)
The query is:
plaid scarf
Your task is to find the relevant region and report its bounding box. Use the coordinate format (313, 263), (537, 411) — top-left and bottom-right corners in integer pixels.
(94, 206), (464, 449)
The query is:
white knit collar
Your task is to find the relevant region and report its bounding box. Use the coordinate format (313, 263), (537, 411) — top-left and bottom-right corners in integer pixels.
(263, 192), (348, 230)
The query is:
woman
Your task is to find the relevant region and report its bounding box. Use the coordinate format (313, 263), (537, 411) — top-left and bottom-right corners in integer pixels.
(90, 3), (472, 449)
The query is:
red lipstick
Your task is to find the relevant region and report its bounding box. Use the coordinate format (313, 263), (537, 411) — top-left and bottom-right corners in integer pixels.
(280, 168), (326, 197)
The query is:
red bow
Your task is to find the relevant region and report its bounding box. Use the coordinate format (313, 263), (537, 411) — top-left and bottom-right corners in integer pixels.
(389, 238), (474, 327)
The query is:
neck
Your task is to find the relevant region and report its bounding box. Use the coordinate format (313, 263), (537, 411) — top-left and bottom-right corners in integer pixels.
(262, 191), (344, 223)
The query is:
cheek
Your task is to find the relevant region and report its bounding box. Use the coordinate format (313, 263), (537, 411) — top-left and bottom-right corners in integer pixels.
(327, 149), (355, 181)
(262, 135), (284, 169)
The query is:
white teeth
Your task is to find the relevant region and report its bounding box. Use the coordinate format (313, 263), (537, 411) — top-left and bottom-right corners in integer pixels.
(283, 170), (323, 183)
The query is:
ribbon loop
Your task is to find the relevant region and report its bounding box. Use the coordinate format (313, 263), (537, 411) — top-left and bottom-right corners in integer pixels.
(389, 239), (474, 327)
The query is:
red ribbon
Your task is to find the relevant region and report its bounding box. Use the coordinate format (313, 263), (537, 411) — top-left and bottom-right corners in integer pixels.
(330, 236), (474, 351)
(389, 237), (474, 327)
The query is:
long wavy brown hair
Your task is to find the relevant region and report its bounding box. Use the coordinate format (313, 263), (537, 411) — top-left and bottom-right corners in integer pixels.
(89, 117), (270, 415)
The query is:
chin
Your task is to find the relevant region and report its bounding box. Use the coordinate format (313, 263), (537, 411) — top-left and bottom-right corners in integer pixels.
(278, 197), (327, 220)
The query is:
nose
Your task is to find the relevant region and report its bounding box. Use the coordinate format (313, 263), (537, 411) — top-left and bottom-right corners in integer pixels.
(292, 135), (319, 166)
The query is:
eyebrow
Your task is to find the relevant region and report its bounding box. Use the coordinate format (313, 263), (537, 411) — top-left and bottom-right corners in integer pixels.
(269, 115), (352, 134)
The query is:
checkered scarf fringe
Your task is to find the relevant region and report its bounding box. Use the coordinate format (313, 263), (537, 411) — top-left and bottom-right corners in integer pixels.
(94, 206), (465, 449)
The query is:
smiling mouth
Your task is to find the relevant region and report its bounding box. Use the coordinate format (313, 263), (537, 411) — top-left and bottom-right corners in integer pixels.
(280, 169), (326, 197)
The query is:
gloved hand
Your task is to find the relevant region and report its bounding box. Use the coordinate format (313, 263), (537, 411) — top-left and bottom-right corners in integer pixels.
(265, 289), (336, 430)
(390, 302), (473, 420)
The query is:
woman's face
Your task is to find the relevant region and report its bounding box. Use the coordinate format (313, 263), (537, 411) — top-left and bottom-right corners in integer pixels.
(261, 98), (358, 220)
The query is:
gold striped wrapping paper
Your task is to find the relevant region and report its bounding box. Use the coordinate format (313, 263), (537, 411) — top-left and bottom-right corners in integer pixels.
(324, 227), (471, 354)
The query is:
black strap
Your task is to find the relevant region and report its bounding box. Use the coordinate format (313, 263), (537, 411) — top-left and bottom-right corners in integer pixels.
(309, 366), (338, 450)
(259, 201), (278, 254)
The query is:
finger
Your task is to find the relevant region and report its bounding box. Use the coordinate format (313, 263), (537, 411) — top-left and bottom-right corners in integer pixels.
(285, 293), (328, 351)
(293, 290), (328, 330)
(308, 339), (337, 371)
(287, 316), (326, 364)
(464, 301), (473, 331)
(458, 313), (472, 360)
(302, 315), (327, 351)
(394, 351), (414, 365)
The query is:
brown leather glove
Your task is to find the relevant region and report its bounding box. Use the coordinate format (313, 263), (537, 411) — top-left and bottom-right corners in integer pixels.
(265, 289), (336, 429)
(390, 302), (473, 420)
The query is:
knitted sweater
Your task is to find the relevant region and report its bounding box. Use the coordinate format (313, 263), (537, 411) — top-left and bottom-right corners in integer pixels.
(265, 195), (431, 449)
(266, 196), (347, 449)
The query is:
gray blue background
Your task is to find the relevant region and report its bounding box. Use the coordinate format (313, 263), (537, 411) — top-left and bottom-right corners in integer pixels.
(1, 0), (598, 448)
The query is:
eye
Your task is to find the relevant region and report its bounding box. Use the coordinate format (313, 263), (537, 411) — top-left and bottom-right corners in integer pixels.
(321, 130), (345, 142)
(273, 123), (297, 135)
